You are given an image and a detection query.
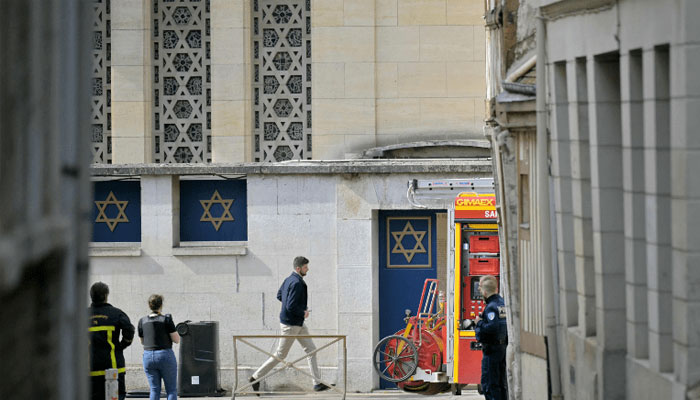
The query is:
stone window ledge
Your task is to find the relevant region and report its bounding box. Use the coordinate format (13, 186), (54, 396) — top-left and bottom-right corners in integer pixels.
(173, 241), (247, 256)
(89, 242), (142, 257)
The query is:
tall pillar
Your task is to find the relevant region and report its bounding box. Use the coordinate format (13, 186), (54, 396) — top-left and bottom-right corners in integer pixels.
(569, 58), (596, 337)
(211, 0), (250, 162)
(111, 0), (152, 163)
(642, 46), (673, 373)
(620, 50), (649, 359)
(587, 53), (626, 399)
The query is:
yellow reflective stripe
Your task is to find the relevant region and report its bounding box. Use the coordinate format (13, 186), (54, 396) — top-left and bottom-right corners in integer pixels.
(88, 324), (118, 371)
(90, 367), (126, 377)
(89, 325), (116, 332)
(108, 329), (117, 369)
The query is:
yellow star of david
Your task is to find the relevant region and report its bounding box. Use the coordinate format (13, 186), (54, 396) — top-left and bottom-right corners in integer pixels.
(94, 191), (129, 232)
(391, 221), (427, 263)
(200, 190), (234, 231)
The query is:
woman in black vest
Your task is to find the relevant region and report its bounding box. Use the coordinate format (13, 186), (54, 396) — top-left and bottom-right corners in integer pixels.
(138, 294), (180, 400)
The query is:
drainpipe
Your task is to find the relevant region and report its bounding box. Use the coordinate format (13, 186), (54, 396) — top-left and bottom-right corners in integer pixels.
(536, 10), (562, 400)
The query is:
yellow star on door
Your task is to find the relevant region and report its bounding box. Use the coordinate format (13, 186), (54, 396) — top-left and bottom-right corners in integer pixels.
(94, 191), (129, 232)
(200, 190), (234, 231)
(391, 221), (427, 263)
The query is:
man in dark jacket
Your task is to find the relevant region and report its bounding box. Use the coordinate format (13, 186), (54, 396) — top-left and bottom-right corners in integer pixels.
(88, 282), (135, 400)
(475, 275), (508, 400)
(249, 256), (330, 392)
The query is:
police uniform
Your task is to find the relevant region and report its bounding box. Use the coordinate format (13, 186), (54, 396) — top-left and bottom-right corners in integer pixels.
(89, 302), (135, 400)
(475, 293), (508, 400)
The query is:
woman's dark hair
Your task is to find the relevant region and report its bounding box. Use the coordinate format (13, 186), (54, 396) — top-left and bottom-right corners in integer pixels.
(90, 282), (109, 304)
(148, 294), (163, 312)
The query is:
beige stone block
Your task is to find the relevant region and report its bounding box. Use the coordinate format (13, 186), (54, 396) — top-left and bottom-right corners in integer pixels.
(211, 27), (246, 65)
(313, 143), (343, 160)
(375, 133), (402, 146)
(112, 66), (148, 102)
(313, 63), (345, 98)
(345, 63), (375, 99)
(211, 0), (245, 29)
(446, 61), (486, 97)
(314, 99), (376, 135)
(447, 0), (484, 26)
(314, 28), (375, 62)
(344, 134), (377, 153)
(474, 26), (486, 61)
(345, 0), (375, 26)
(313, 0), (344, 27)
(376, 98), (420, 134)
(377, 63), (398, 98)
(212, 63), (245, 101)
(377, 27), (419, 62)
(110, 0), (147, 30)
(211, 100), (246, 137)
(112, 136), (148, 163)
(111, 101), (149, 137)
(377, 0), (398, 26)
(312, 134), (346, 159)
(419, 98), (474, 131)
(111, 29), (148, 66)
(420, 26), (473, 62)
(397, 63), (446, 98)
(212, 136), (246, 162)
(398, 0), (446, 26)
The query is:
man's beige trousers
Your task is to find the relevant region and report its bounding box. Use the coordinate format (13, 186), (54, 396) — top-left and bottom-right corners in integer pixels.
(252, 323), (321, 385)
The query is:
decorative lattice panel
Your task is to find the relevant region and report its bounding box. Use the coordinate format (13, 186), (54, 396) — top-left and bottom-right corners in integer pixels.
(92, 0), (112, 164)
(153, 0), (211, 163)
(253, 0), (312, 162)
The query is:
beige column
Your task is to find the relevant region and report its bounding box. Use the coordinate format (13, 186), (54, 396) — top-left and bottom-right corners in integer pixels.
(313, 0), (377, 159)
(111, 0), (152, 163)
(211, 0), (250, 162)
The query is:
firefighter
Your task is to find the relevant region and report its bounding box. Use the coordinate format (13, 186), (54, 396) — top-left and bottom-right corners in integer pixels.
(475, 275), (508, 400)
(88, 282), (135, 400)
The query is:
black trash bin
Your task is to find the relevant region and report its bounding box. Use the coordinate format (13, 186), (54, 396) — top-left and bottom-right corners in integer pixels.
(176, 321), (221, 397)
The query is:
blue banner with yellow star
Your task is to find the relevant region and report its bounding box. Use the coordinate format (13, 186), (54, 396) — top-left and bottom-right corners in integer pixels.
(180, 180), (248, 241)
(92, 181), (141, 242)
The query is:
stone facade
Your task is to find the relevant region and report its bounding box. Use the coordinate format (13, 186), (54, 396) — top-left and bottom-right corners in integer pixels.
(90, 162), (491, 392)
(88, 0), (490, 394)
(100, 0), (487, 164)
(488, 0), (700, 399)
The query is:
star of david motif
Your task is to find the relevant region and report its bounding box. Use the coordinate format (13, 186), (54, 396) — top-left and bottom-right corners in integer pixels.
(199, 190), (234, 231)
(94, 191), (129, 232)
(391, 221), (427, 263)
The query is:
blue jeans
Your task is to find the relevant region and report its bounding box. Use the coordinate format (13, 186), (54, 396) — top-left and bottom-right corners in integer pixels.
(143, 349), (178, 400)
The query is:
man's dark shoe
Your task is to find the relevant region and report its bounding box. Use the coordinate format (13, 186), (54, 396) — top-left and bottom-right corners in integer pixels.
(313, 383), (331, 392)
(249, 376), (260, 393)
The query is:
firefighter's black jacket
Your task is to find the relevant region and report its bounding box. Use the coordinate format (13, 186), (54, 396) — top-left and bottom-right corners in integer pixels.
(88, 302), (135, 376)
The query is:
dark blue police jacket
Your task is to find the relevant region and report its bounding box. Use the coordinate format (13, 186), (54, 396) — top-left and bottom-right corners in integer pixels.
(475, 294), (508, 346)
(277, 272), (307, 326)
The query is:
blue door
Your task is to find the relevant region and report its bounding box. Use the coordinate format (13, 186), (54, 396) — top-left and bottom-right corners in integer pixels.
(378, 210), (438, 389)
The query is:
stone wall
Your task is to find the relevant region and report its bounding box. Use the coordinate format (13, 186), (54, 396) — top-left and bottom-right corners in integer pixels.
(105, 0), (488, 163)
(538, 0), (700, 398)
(89, 162), (491, 392)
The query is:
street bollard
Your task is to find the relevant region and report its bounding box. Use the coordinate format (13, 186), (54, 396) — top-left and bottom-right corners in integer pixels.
(105, 368), (119, 400)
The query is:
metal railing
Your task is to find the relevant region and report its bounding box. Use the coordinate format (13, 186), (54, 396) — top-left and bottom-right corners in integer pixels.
(232, 335), (347, 399)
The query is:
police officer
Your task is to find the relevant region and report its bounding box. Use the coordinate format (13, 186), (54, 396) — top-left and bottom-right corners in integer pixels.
(474, 275), (508, 400)
(88, 282), (135, 400)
